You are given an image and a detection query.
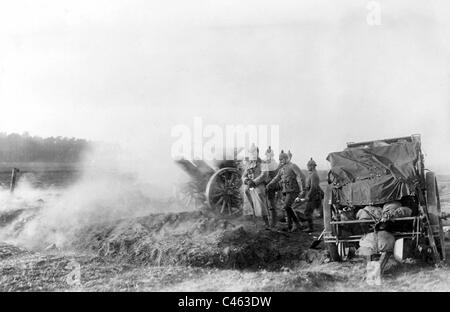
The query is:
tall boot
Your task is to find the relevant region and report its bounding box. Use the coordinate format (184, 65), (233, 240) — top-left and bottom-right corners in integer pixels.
(269, 209), (277, 227)
(290, 222), (301, 232)
(286, 214), (293, 231)
(316, 201), (324, 218)
(318, 203), (324, 218)
(262, 215), (270, 227)
(302, 219), (314, 233)
(286, 208), (301, 232)
(296, 213), (307, 223)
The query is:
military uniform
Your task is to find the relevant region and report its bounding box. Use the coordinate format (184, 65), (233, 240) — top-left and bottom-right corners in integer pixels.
(267, 155), (306, 231)
(304, 169), (323, 228)
(301, 158), (323, 231)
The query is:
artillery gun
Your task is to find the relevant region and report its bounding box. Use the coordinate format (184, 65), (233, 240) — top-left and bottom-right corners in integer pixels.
(175, 158), (245, 216)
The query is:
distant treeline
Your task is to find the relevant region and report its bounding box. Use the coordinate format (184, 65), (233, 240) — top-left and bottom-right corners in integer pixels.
(0, 132), (91, 163)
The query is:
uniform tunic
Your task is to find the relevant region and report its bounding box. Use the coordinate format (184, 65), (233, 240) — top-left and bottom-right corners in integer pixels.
(262, 159), (279, 210)
(267, 161), (306, 227)
(268, 162), (305, 194)
(304, 169), (323, 220)
(305, 170), (321, 201)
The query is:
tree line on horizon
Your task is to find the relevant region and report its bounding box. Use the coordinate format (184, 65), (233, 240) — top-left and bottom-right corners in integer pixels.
(0, 132), (91, 163)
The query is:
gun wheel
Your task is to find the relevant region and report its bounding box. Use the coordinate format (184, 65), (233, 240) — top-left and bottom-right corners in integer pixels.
(205, 167), (243, 216)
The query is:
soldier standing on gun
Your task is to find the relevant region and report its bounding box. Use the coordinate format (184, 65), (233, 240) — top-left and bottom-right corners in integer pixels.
(296, 158), (323, 232)
(267, 150), (306, 232)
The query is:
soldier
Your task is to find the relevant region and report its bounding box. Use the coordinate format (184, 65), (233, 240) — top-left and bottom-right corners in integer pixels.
(267, 150), (306, 232)
(297, 157), (323, 232)
(262, 146), (279, 227)
(287, 150), (293, 161)
(242, 145), (270, 226)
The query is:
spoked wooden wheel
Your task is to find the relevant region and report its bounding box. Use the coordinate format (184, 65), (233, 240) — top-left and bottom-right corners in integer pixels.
(205, 167), (243, 216)
(179, 181), (205, 209)
(426, 171), (446, 261)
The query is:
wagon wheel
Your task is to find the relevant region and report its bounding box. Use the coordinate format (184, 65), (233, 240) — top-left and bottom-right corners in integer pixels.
(205, 167), (243, 216)
(426, 171), (446, 261)
(323, 185), (342, 262)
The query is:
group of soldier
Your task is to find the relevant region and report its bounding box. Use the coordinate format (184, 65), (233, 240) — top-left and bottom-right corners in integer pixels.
(242, 144), (324, 233)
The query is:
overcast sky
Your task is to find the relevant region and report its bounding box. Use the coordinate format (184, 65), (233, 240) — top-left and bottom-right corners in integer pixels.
(0, 0), (449, 175)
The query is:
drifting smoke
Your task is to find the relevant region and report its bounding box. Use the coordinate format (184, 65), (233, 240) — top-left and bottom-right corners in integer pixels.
(0, 139), (191, 250)
(1, 0), (449, 250)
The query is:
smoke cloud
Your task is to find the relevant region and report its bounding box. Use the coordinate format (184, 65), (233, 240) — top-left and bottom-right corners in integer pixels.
(0, 141), (191, 249)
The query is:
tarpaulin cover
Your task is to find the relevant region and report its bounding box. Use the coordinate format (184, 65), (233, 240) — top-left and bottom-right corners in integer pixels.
(326, 141), (420, 206)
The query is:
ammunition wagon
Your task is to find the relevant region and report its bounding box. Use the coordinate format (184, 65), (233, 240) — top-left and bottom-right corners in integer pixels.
(323, 134), (446, 264)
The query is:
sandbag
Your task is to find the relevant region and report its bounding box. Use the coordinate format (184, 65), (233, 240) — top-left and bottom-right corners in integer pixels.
(357, 231), (395, 256)
(382, 202), (412, 220)
(356, 206), (383, 221)
(383, 201), (401, 211)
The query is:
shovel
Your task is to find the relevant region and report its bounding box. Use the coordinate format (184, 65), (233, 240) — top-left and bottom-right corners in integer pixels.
(309, 229), (325, 249)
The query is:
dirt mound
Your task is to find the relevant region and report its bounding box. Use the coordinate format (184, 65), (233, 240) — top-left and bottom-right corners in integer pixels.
(71, 211), (316, 269)
(0, 207), (42, 241)
(0, 243), (28, 260)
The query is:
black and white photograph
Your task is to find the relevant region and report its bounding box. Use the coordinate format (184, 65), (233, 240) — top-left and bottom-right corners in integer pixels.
(0, 0), (449, 295)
